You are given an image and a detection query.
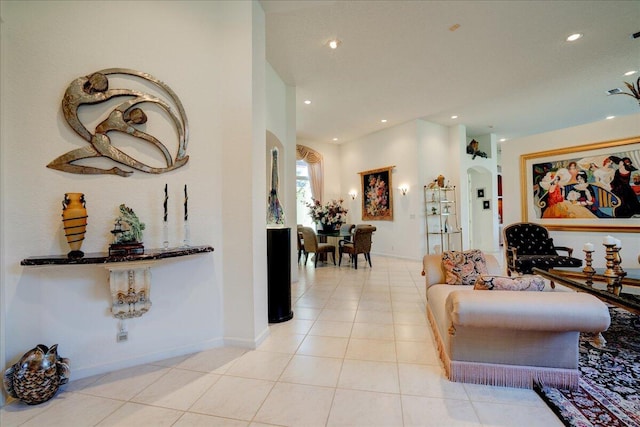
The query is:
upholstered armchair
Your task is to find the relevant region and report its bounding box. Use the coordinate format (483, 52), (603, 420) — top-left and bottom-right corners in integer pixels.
(339, 225), (377, 269)
(503, 222), (582, 276)
(300, 226), (336, 267)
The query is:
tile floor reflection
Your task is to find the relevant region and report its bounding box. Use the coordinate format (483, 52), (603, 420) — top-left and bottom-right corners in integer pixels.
(1, 255), (562, 426)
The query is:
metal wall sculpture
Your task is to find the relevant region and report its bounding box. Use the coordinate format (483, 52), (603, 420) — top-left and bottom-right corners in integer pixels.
(48, 68), (189, 177)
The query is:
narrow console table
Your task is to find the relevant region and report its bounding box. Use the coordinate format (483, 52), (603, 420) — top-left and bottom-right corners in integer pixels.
(21, 246), (214, 319)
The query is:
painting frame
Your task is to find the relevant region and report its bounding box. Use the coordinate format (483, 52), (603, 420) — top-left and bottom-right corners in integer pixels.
(520, 136), (640, 232)
(360, 166), (394, 221)
(483, 200), (491, 210)
(477, 188), (485, 198)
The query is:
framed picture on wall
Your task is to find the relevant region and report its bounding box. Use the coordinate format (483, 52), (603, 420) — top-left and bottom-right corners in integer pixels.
(520, 136), (640, 232)
(477, 188), (485, 198)
(360, 166), (394, 221)
(483, 200), (491, 210)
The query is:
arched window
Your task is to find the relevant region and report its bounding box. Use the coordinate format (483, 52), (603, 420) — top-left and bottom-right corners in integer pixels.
(296, 145), (323, 226)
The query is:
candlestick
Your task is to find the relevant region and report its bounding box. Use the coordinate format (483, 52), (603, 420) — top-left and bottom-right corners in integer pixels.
(612, 245), (626, 291)
(582, 248), (595, 286)
(163, 184), (168, 222)
(602, 241), (618, 292)
(184, 184), (188, 222)
(182, 220), (191, 248)
(162, 221), (169, 250)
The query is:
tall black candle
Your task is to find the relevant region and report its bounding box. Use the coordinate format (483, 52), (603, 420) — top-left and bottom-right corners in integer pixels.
(184, 184), (188, 221)
(163, 184), (168, 222)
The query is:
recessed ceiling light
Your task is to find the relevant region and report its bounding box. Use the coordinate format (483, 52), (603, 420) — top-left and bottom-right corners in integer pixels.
(499, 138), (506, 142)
(304, 100), (311, 105)
(566, 33), (583, 42)
(332, 137), (339, 141)
(328, 39), (342, 49)
(451, 115), (458, 119)
(606, 116), (615, 120)
(624, 70), (637, 76)
(381, 119), (387, 123)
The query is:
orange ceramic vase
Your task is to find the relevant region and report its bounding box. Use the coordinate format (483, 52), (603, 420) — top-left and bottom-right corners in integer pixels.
(61, 193), (88, 258)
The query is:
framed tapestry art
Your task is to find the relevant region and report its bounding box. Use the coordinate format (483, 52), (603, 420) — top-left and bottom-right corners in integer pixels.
(360, 166), (394, 221)
(520, 136), (640, 232)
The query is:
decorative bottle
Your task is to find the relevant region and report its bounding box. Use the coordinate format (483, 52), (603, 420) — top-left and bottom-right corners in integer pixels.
(267, 147), (286, 226)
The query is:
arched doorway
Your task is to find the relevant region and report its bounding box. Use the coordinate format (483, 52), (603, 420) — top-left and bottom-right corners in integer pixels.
(467, 165), (499, 252)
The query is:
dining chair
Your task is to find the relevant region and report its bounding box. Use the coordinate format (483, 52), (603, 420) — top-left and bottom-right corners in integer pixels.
(339, 225), (376, 269)
(300, 226), (336, 267)
(296, 224), (306, 264)
(337, 223), (355, 258)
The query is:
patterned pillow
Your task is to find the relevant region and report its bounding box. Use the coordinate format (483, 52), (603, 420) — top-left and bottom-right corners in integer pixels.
(441, 250), (488, 286)
(474, 275), (545, 291)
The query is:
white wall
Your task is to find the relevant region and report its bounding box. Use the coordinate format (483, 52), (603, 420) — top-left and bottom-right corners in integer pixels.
(340, 121), (423, 260)
(501, 114), (640, 268)
(1, 0), (271, 400)
(266, 63), (298, 281)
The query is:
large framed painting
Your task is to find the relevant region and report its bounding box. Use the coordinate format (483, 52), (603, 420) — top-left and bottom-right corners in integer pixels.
(520, 136), (640, 232)
(360, 166), (394, 221)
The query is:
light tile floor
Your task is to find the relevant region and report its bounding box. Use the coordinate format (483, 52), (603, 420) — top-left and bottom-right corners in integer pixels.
(1, 255), (563, 427)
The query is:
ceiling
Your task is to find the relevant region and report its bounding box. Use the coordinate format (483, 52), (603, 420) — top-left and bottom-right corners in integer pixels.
(262, 0), (640, 145)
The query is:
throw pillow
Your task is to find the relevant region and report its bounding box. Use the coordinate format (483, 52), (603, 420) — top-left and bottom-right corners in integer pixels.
(441, 250), (488, 286)
(474, 275), (545, 291)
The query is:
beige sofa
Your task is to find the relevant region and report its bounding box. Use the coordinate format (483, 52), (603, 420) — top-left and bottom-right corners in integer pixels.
(423, 253), (611, 389)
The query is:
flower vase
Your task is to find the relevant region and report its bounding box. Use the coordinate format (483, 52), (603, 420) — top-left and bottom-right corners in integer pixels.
(319, 222), (339, 233)
(267, 148), (286, 226)
(61, 193), (88, 258)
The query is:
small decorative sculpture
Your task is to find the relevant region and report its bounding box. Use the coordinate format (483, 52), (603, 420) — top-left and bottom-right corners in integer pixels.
(48, 68), (189, 177)
(109, 204), (145, 256)
(267, 147), (286, 226)
(3, 344), (70, 405)
(466, 139), (488, 159)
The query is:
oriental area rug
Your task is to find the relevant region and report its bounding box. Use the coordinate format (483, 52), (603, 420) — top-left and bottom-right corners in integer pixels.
(534, 306), (640, 427)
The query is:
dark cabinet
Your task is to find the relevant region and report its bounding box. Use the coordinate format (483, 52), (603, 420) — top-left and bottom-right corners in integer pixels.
(267, 228), (293, 323)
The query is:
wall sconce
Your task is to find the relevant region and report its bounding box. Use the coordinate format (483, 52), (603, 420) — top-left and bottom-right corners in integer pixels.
(399, 185), (409, 196)
(349, 190), (358, 200)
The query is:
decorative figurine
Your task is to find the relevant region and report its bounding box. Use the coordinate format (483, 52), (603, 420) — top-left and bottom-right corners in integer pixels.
(109, 204), (145, 256)
(466, 139), (488, 159)
(3, 344), (70, 405)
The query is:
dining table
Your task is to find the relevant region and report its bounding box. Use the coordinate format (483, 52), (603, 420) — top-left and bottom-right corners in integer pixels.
(316, 229), (353, 261)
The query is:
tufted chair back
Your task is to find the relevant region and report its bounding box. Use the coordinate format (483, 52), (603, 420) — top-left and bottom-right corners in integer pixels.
(503, 222), (581, 276)
(504, 223), (558, 256)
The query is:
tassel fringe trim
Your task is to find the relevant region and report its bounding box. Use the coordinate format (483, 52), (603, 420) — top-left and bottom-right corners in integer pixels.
(427, 307), (579, 390)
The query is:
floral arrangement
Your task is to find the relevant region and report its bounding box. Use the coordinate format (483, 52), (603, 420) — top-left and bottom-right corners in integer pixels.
(365, 175), (389, 217)
(305, 198), (348, 227)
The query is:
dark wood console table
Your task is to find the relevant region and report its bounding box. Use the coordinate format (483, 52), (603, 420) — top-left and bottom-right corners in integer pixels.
(21, 245), (214, 266)
(21, 246), (214, 319)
